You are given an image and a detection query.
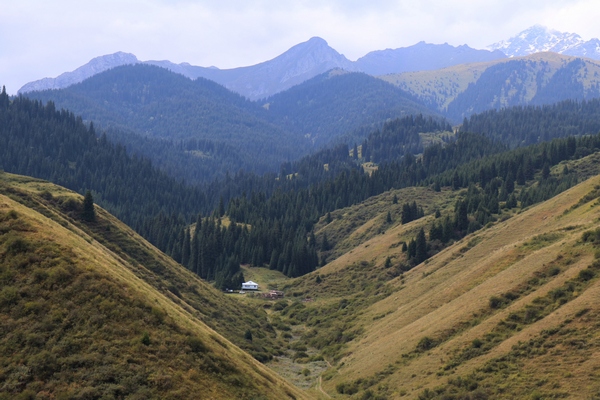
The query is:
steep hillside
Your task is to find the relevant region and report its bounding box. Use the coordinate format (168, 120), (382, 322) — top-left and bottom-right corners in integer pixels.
(269, 155), (600, 399)
(0, 172), (306, 399)
(381, 53), (600, 121)
(329, 169), (600, 398)
(201, 36), (358, 101)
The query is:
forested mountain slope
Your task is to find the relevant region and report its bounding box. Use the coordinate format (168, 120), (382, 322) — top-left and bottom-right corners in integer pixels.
(460, 98), (600, 148)
(0, 172), (305, 399)
(24, 64), (309, 181)
(0, 92), (208, 234)
(23, 65), (437, 183)
(263, 70), (437, 147)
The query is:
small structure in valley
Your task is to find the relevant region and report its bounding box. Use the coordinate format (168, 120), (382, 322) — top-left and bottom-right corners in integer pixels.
(241, 281), (259, 290)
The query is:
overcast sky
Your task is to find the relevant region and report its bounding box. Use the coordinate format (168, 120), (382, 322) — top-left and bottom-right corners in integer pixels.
(1, 0), (599, 94)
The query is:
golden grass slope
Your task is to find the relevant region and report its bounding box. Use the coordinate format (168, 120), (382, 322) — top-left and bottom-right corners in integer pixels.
(317, 172), (600, 398)
(0, 172), (306, 399)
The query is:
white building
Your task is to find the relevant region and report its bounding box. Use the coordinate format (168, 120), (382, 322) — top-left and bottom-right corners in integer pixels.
(241, 281), (259, 290)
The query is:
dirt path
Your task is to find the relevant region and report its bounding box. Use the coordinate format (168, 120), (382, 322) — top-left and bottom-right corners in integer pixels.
(315, 375), (331, 399)
(315, 359), (333, 398)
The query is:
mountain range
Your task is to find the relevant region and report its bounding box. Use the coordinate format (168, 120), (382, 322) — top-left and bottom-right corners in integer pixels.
(18, 25), (600, 102)
(22, 51), (600, 187)
(19, 39), (502, 101)
(17, 39), (501, 101)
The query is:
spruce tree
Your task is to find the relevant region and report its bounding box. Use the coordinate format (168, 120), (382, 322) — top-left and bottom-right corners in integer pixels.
(415, 228), (428, 265)
(82, 190), (96, 222)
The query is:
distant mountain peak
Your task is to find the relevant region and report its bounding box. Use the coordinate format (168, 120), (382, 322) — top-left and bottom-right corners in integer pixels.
(307, 36), (328, 44)
(18, 52), (139, 94)
(487, 25), (600, 59)
(217, 36), (357, 100)
(355, 42), (505, 76)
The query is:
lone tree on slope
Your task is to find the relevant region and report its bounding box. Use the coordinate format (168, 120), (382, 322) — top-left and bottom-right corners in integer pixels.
(82, 190), (96, 222)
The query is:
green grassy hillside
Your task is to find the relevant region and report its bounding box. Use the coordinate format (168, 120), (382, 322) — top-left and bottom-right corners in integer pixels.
(0, 172), (306, 399)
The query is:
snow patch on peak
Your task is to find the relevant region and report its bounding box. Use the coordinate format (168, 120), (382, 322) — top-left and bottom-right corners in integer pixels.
(487, 25), (599, 59)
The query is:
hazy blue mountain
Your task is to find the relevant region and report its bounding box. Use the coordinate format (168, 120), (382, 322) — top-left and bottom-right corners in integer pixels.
(21, 38), (357, 101)
(147, 37), (358, 100)
(22, 27), (600, 101)
(355, 42), (506, 75)
(488, 25), (600, 60)
(18, 52), (139, 94)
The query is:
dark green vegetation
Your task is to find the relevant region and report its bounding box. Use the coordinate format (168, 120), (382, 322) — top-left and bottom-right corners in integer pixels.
(24, 65), (435, 185)
(0, 92), (207, 234)
(263, 70), (436, 147)
(360, 114), (452, 163)
(3, 86), (599, 287)
(460, 98), (600, 148)
(244, 137), (600, 371)
(25, 64), (307, 183)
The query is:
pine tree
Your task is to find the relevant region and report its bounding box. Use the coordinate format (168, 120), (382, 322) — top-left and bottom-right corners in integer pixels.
(415, 228), (428, 264)
(0, 86), (9, 109)
(384, 257), (392, 268)
(81, 190), (96, 222)
(321, 233), (330, 252)
(542, 163), (551, 180)
(181, 229), (191, 267)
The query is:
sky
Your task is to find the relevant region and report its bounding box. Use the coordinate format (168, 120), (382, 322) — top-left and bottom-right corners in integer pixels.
(1, 0), (599, 94)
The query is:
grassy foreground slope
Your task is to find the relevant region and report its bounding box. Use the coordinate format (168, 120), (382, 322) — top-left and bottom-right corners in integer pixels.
(0, 172), (306, 399)
(320, 173), (600, 398)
